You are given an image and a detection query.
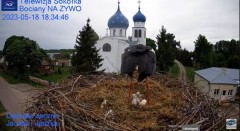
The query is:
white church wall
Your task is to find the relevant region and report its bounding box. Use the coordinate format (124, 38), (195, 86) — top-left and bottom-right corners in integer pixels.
(132, 27), (146, 45)
(117, 40), (129, 71)
(110, 28), (128, 39)
(134, 22), (145, 27)
(96, 37), (120, 72)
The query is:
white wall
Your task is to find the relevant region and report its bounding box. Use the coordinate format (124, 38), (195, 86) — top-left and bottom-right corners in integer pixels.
(117, 40), (129, 70)
(132, 22), (146, 45)
(194, 74), (211, 94)
(96, 37), (128, 73)
(210, 84), (237, 101)
(109, 28), (128, 40)
(134, 22), (145, 27)
(194, 74), (237, 101)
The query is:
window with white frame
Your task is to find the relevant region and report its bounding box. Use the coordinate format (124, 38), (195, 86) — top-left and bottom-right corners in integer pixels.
(214, 89), (220, 95)
(228, 90), (233, 95)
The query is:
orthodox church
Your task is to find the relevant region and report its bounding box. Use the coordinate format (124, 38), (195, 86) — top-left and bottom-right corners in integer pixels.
(95, 1), (146, 72)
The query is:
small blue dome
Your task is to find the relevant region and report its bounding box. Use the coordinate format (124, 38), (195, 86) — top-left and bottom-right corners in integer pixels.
(133, 8), (146, 22)
(108, 3), (129, 29)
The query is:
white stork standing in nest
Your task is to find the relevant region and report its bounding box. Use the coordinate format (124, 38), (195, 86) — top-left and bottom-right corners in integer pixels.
(121, 44), (156, 105)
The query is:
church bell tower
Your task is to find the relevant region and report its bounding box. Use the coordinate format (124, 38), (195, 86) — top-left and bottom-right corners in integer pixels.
(132, 0), (146, 45)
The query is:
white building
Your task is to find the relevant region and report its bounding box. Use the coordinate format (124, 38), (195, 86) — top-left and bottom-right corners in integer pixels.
(194, 67), (240, 101)
(95, 1), (146, 72)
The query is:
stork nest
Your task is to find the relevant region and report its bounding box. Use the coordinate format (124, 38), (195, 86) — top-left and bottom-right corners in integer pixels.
(24, 73), (234, 131)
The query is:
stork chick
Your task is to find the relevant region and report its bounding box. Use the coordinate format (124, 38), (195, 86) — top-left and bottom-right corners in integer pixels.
(131, 94), (138, 106)
(101, 99), (107, 109)
(136, 91), (142, 104)
(139, 99), (147, 106)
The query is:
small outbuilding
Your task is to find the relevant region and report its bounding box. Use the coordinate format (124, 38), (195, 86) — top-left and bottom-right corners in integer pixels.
(194, 67), (240, 101)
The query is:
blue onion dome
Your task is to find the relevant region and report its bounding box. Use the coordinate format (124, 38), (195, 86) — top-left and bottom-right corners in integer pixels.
(108, 2), (129, 29)
(133, 8), (146, 22)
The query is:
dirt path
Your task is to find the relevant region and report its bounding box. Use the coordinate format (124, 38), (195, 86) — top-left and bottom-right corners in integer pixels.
(174, 60), (186, 84)
(0, 77), (41, 114)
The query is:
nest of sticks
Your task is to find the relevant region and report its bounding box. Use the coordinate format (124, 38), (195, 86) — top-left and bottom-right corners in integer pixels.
(23, 73), (238, 131)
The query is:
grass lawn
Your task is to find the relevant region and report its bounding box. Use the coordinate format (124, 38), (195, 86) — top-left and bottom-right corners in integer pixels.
(0, 66), (71, 87)
(0, 71), (39, 87)
(41, 67), (71, 83)
(185, 66), (195, 81)
(170, 62), (180, 77)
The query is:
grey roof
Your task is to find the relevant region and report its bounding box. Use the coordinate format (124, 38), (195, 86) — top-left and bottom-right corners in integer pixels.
(195, 67), (240, 85)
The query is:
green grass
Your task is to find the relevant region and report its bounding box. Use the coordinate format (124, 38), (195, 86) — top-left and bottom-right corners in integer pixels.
(0, 71), (39, 87)
(41, 67), (71, 83)
(170, 62), (180, 77)
(185, 66), (195, 81)
(0, 67), (71, 87)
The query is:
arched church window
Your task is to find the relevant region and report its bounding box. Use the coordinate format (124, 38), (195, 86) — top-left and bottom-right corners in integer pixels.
(113, 29), (116, 36)
(120, 29), (122, 36)
(139, 30), (141, 37)
(144, 30), (146, 38)
(134, 30), (138, 38)
(102, 43), (111, 52)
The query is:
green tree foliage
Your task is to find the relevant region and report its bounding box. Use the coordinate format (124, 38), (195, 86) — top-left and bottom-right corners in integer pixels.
(176, 49), (193, 67)
(194, 34), (214, 68)
(155, 26), (181, 71)
(215, 39), (240, 68)
(39, 48), (52, 64)
(71, 19), (103, 73)
(146, 38), (156, 51)
(0, 50), (3, 58)
(45, 49), (75, 54)
(227, 55), (240, 68)
(3, 35), (45, 76)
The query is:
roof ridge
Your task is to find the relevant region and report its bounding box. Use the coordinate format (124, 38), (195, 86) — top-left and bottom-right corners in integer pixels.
(211, 67), (236, 79)
(210, 68), (236, 83)
(208, 68), (222, 82)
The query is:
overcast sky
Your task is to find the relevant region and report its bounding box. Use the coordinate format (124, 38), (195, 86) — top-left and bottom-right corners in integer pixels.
(0, 0), (239, 51)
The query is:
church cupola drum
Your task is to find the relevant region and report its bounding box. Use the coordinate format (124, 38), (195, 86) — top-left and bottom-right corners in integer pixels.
(107, 2), (129, 38)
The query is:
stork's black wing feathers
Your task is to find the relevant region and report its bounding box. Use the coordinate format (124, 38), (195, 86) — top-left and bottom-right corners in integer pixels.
(121, 44), (156, 81)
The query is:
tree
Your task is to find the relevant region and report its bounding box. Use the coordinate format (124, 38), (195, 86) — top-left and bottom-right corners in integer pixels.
(0, 50), (3, 58)
(176, 48), (193, 67)
(3, 35), (45, 77)
(214, 39), (240, 68)
(146, 38), (156, 51)
(71, 19), (103, 73)
(155, 26), (181, 71)
(227, 55), (240, 68)
(194, 34), (213, 69)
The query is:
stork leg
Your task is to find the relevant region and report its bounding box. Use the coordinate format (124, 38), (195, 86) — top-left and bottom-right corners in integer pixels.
(146, 77), (150, 105)
(128, 79), (133, 103)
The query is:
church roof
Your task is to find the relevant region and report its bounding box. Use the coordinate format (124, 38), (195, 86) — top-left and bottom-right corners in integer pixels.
(108, 2), (129, 29)
(133, 8), (146, 22)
